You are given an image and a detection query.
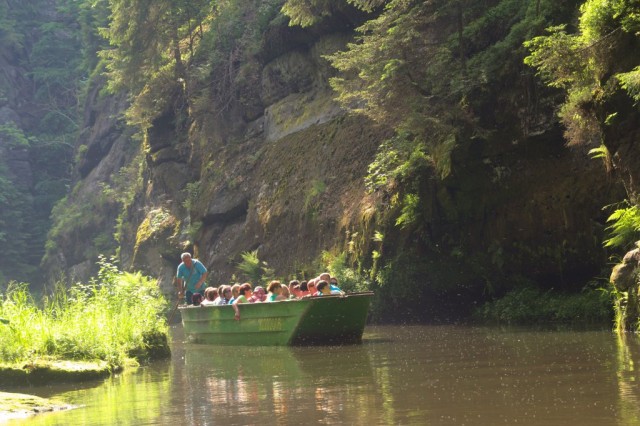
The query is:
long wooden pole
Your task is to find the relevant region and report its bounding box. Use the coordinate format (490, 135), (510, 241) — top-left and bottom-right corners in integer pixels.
(168, 298), (181, 323)
(168, 276), (183, 323)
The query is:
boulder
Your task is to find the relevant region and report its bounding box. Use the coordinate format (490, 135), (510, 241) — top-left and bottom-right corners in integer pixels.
(610, 246), (640, 291)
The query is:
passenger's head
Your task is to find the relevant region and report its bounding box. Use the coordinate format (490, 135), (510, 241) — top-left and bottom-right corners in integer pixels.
(292, 285), (301, 298)
(267, 280), (282, 294)
(239, 283), (252, 297)
(253, 286), (266, 301)
(308, 280), (317, 295)
(330, 277), (339, 286)
(316, 280), (330, 295)
(220, 285), (232, 300)
(192, 293), (203, 306)
(230, 283), (241, 298)
(299, 281), (308, 292)
(204, 287), (217, 301)
(281, 285), (290, 298)
(319, 273), (331, 282)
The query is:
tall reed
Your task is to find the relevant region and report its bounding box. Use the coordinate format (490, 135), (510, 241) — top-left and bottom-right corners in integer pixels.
(0, 258), (169, 367)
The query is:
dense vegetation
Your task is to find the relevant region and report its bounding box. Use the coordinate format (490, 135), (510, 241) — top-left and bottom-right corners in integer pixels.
(524, 0), (640, 330)
(0, 258), (169, 367)
(2, 0), (640, 327)
(0, 0), (92, 283)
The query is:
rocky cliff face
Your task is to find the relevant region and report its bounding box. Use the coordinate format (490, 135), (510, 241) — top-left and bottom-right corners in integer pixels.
(47, 17), (623, 320)
(41, 76), (134, 282)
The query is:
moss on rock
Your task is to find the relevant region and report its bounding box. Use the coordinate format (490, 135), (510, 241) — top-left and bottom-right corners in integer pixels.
(0, 391), (72, 421)
(0, 359), (115, 387)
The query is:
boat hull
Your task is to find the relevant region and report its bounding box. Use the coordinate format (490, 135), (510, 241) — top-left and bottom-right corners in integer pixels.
(179, 292), (373, 346)
(291, 292), (373, 345)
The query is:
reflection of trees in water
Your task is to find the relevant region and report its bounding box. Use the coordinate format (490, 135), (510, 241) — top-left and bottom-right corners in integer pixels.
(616, 334), (640, 423)
(27, 364), (173, 425)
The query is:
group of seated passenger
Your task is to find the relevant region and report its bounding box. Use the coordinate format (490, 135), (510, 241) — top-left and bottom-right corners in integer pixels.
(189, 272), (344, 314)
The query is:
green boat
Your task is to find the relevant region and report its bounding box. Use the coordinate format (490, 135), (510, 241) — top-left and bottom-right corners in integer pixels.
(179, 292), (373, 346)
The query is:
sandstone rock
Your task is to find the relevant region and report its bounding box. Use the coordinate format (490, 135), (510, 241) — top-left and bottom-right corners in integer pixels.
(610, 246), (640, 291)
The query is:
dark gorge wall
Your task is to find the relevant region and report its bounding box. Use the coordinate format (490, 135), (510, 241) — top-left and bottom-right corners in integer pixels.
(45, 15), (624, 320)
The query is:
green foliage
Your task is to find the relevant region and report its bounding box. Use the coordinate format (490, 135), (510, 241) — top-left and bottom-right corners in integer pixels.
(281, 0), (333, 27)
(365, 132), (431, 192)
(0, 124), (29, 148)
(0, 1), (25, 53)
(99, 0), (215, 128)
(579, 0), (631, 43)
(98, 151), (144, 252)
(320, 0), (577, 271)
(236, 250), (274, 284)
(191, 0), (282, 118)
(43, 173), (123, 269)
(321, 251), (370, 293)
(304, 179), (326, 211)
(588, 144), (609, 160)
(326, 0), (565, 189)
(524, 0), (640, 148)
(47, 196), (91, 244)
(188, 221), (202, 240)
(0, 0), (86, 284)
(395, 193), (420, 229)
(617, 67), (640, 103)
(0, 160), (34, 283)
(524, 25), (591, 90)
(182, 181), (201, 212)
(603, 203), (640, 249)
(281, 0), (384, 27)
(474, 285), (613, 325)
(0, 257), (169, 366)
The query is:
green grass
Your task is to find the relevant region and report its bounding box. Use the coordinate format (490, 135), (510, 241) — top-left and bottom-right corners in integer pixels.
(0, 258), (169, 369)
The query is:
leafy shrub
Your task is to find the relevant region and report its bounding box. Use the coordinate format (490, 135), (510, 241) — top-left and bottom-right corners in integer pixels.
(237, 250), (274, 285)
(321, 251), (370, 293)
(603, 202), (640, 250)
(474, 285), (613, 325)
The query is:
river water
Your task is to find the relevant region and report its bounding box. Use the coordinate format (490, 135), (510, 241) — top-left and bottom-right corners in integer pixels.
(4, 324), (640, 425)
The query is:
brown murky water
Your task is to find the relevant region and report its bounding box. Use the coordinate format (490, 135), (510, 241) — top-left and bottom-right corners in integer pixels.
(5, 325), (640, 425)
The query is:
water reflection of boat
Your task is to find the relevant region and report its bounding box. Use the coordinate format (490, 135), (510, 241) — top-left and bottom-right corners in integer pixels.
(185, 345), (304, 379)
(179, 292), (373, 346)
(182, 339), (376, 421)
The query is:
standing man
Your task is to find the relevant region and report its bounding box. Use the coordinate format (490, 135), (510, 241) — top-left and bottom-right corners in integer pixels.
(176, 252), (208, 305)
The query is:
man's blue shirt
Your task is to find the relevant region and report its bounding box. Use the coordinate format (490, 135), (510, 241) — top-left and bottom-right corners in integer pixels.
(177, 259), (207, 293)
